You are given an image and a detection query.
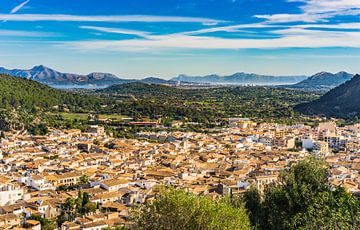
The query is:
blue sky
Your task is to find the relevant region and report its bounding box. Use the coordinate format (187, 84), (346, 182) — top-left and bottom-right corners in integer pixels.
(0, 0), (359, 78)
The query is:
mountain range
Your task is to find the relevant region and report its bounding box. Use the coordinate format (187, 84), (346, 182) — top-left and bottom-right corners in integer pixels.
(0, 65), (130, 87)
(0, 65), (354, 89)
(295, 74), (360, 118)
(171, 73), (307, 85)
(287, 71), (353, 90)
(0, 65), (307, 87)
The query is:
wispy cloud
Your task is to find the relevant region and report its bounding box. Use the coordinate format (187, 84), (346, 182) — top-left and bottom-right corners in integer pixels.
(62, 28), (360, 51)
(80, 26), (151, 38)
(0, 29), (53, 37)
(10, 0), (30, 14)
(0, 14), (225, 24)
(181, 23), (277, 35)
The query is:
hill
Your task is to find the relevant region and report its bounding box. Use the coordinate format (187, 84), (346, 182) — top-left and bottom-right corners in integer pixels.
(99, 82), (179, 96)
(171, 73), (306, 85)
(140, 77), (177, 85)
(289, 71), (353, 90)
(295, 74), (360, 118)
(0, 74), (103, 111)
(0, 74), (105, 130)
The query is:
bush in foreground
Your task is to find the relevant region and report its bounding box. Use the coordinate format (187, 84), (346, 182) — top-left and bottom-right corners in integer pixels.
(132, 187), (251, 230)
(243, 157), (360, 230)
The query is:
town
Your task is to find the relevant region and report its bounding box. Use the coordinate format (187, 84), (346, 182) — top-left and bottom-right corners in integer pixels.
(1, 118), (360, 229)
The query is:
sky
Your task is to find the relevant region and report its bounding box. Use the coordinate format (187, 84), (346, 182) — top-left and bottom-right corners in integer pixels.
(0, 0), (359, 79)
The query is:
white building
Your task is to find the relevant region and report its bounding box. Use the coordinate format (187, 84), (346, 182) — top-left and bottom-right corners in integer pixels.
(0, 182), (24, 206)
(302, 138), (315, 150)
(26, 175), (55, 191)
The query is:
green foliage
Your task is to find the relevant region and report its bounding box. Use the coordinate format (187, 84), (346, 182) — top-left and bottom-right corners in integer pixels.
(0, 75), (321, 133)
(29, 215), (56, 230)
(132, 187), (251, 230)
(29, 123), (49, 135)
(242, 187), (262, 228)
(79, 175), (89, 185)
(98, 83), (321, 125)
(242, 157), (360, 230)
(0, 74), (102, 112)
(0, 74), (108, 132)
(57, 191), (96, 226)
(296, 74), (360, 119)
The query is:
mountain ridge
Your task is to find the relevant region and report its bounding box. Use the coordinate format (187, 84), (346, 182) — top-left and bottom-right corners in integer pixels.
(288, 71), (353, 90)
(171, 72), (307, 85)
(0, 65), (129, 86)
(295, 74), (360, 118)
(0, 65), (352, 88)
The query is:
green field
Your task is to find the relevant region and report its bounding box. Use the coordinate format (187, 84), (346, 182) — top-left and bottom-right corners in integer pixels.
(50, 112), (129, 121)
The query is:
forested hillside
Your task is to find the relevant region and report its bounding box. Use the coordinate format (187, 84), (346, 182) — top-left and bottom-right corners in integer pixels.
(0, 74), (106, 132)
(0, 74), (102, 112)
(296, 74), (360, 118)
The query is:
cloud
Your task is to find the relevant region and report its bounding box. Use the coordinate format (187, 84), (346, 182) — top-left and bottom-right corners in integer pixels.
(0, 14), (225, 24)
(296, 22), (360, 30)
(10, 0), (30, 14)
(61, 28), (360, 51)
(181, 23), (284, 36)
(256, 0), (360, 23)
(255, 13), (325, 23)
(0, 29), (53, 37)
(292, 0), (360, 15)
(80, 26), (151, 38)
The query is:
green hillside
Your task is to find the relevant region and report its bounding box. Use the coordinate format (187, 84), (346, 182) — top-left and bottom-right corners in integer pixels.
(0, 74), (102, 111)
(296, 74), (360, 119)
(0, 74), (107, 132)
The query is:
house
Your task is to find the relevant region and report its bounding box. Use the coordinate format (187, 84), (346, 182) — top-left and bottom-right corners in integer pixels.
(313, 141), (329, 154)
(25, 220), (41, 230)
(0, 181), (24, 206)
(273, 137), (295, 149)
(61, 221), (81, 230)
(82, 220), (108, 230)
(27, 175), (55, 191)
(54, 172), (83, 187)
(100, 179), (129, 192)
(87, 126), (105, 136)
(0, 213), (21, 228)
(31, 199), (61, 219)
(0, 202), (26, 215)
(77, 142), (93, 153)
(91, 191), (125, 205)
(255, 175), (278, 193)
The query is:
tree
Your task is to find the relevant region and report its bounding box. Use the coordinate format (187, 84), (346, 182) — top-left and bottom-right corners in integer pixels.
(79, 175), (89, 185)
(242, 157), (360, 230)
(242, 187), (262, 228)
(29, 215), (56, 230)
(57, 197), (76, 226)
(57, 191), (96, 226)
(132, 187), (251, 230)
(83, 202), (97, 214)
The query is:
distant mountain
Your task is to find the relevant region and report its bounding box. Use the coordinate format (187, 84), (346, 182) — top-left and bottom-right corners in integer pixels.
(0, 65), (130, 87)
(171, 73), (307, 85)
(295, 74), (360, 118)
(0, 65), (187, 88)
(140, 77), (176, 85)
(289, 71), (353, 90)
